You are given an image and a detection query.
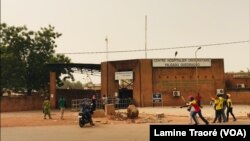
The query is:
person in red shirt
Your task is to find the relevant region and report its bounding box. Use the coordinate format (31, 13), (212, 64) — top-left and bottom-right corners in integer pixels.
(195, 93), (202, 107)
(189, 96), (209, 125)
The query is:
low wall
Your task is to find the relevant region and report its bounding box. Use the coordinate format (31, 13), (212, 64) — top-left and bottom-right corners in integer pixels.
(227, 91), (250, 105)
(1, 90), (249, 112)
(1, 89), (101, 112)
(1, 96), (44, 112)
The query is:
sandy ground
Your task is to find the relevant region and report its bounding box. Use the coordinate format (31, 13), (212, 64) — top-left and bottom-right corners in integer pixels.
(1, 105), (250, 127)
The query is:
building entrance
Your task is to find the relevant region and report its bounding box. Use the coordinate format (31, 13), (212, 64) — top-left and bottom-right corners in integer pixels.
(118, 79), (133, 99)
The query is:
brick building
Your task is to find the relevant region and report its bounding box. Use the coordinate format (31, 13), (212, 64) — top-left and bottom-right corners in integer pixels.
(101, 58), (226, 106)
(225, 72), (250, 89)
(3, 59), (249, 112)
(225, 72), (250, 104)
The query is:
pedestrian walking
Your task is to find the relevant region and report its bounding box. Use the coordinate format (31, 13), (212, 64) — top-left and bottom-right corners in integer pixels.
(180, 96), (199, 125)
(43, 96), (52, 119)
(58, 96), (67, 120)
(226, 94), (236, 121)
(211, 94), (226, 123)
(189, 96), (209, 125)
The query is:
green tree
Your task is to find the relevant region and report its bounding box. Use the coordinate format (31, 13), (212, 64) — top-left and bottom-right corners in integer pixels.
(74, 81), (83, 89)
(0, 23), (72, 96)
(58, 80), (83, 89)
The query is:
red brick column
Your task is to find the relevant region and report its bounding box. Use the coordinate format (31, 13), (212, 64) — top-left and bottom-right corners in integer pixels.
(50, 72), (56, 108)
(140, 59), (153, 107)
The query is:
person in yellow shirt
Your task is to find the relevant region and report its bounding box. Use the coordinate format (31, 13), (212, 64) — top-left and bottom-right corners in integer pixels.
(43, 97), (52, 119)
(226, 94), (236, 121)
(211, 95), (226, 123)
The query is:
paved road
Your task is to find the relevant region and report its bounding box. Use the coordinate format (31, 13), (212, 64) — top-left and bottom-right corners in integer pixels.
(1, 124), (149, 141)
(2, 122), (250, 141)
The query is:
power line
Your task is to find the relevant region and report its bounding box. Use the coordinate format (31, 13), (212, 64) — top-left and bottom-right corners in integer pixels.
(57, 40), (250, 55)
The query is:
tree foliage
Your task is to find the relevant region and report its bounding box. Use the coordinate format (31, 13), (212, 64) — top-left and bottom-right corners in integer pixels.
(58, 80), (83, 89)
(0, 23), (72, 95)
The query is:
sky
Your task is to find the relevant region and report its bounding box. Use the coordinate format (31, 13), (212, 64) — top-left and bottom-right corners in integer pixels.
(2, 0), (250, 83)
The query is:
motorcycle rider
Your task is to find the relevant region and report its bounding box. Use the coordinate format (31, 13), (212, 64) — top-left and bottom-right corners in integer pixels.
(80, 99), (94, 126)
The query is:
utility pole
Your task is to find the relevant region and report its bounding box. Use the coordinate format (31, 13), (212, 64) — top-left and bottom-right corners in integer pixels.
(145, 15), (147, 59)
(195, 47), (201, 93)
(105, 37), (109, 97)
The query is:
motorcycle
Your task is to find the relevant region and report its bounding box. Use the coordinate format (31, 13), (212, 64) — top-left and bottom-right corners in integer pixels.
(78, 99), (94, 128)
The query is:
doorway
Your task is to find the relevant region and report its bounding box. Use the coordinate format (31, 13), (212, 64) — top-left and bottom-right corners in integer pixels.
(118, 79), (133, 99)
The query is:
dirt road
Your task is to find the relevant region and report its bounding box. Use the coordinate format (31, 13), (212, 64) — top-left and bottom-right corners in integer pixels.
(1, 105), (250, 127)
(1, 105), (250, 141)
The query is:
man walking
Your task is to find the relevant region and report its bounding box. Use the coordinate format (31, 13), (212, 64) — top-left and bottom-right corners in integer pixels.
(226, 94), (236, 121)
(58, 96), (66, 120)
(189, 96), (209, 125)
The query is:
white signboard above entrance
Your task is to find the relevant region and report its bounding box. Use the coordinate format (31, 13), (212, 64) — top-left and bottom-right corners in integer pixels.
(115, 71), (133, 80)
(152, 58), (211, 67)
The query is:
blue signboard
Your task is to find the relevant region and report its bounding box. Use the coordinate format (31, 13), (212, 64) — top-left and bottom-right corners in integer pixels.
(152, 93), (162, 103)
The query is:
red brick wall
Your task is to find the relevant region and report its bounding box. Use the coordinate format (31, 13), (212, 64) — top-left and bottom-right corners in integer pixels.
(226, 91), (250, 105)
(225, 73), (250, 89)
(1, 96), (44, 112)
(101, 59), (229, 106)
(50, 72), (56, 108)
(140, 59), (153, 107)
(101, 62), (108, 97)
(101, 60), (153, 107)
(1, 89), (101, 112)
(152, 59), (225, 106)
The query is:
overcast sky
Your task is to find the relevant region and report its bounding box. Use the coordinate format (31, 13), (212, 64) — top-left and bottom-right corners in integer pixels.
(2, 0), (250, 82)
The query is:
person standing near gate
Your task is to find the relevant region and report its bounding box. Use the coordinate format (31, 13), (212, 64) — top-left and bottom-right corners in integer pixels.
(91, 94), (96, 114)
(58, 96), (67, 120)
(102, 95), (108, 109)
